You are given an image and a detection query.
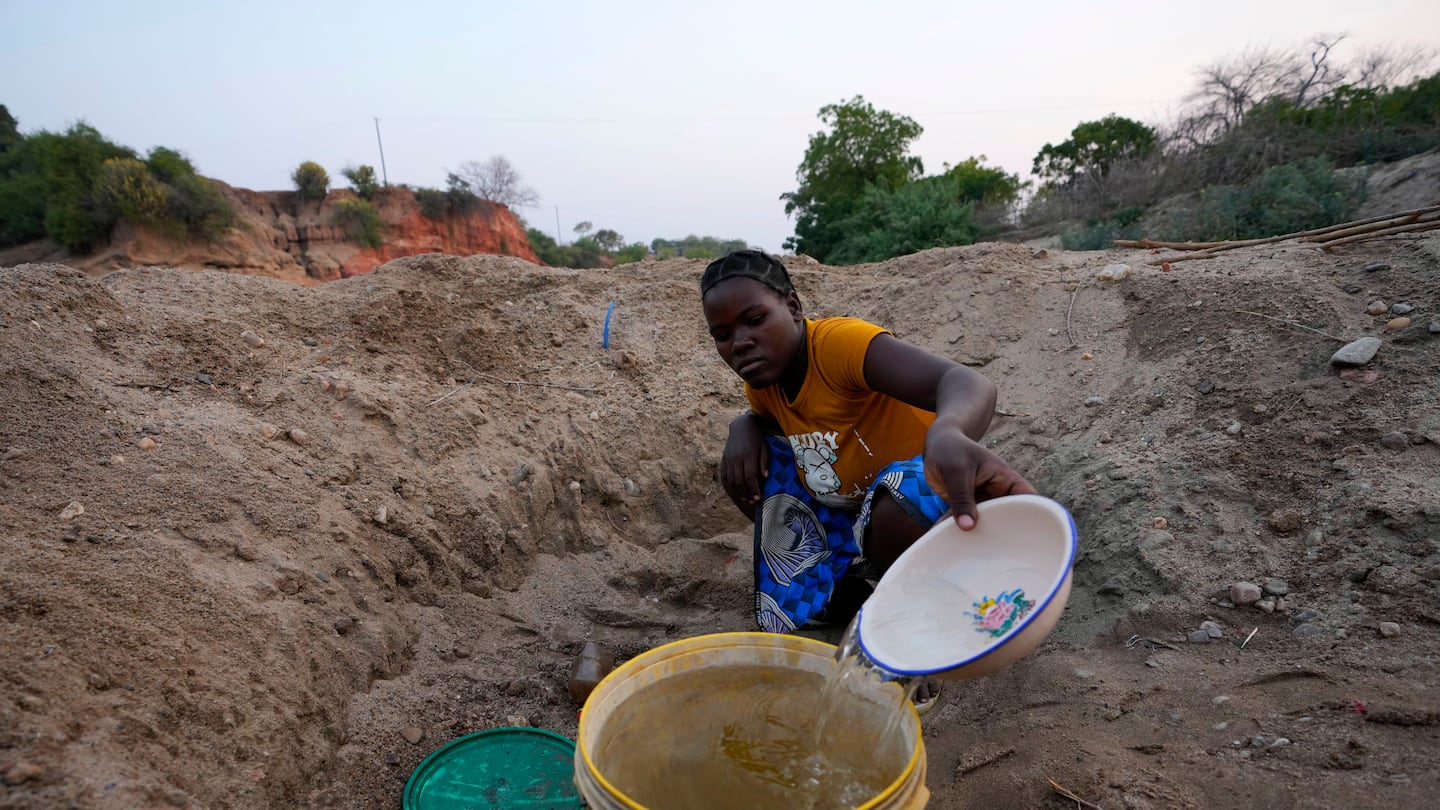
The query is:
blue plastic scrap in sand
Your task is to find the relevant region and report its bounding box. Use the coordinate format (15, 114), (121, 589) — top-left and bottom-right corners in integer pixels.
(602, 301), (616, 349)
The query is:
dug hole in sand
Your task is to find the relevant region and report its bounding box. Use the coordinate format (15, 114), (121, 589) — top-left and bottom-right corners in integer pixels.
(2, 235), (1438, 808)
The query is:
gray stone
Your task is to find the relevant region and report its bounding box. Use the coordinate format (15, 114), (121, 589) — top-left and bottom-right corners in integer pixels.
(1293, 623), (1325, 639)
(1229, 582), (1262, 607)
(1364, 262), (1390, 272)
(1330, 336), (1382, 366)
(1379, 621), (1401, 638)
(1074, 669), (1094, 679)
(1294, 609), (1320, 623)
(1390, 303), (1414, 316)
(1188, 630), (1212, 643)
(1201, 620), (1224, 639)
(1269, 737), (1292, 749)
(1196, 379), (1215, 395)
(1380, 432), (1410, 451)
(1430, 322), (1440, 334)
(1366, 300), (1389, 316)
(1262, 579), (1290, 597)
(1084, 396), (1106, 407)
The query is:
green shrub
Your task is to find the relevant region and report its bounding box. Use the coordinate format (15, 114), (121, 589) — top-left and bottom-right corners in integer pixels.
(97, 157), (168, 225)
(1162, 158), (1366, 242)
(145, 146), (196, 183)
(1060, 219), (1141, 250)
(416, 187), (448, 220)
(292, 161), (329, 201)
(342, 164), (378, 200)
(167, 173), (233, 240)
(332, 198), (384, 248)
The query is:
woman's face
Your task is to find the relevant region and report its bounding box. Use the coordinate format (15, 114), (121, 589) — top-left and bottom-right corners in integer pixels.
(702, 277), (804, 389)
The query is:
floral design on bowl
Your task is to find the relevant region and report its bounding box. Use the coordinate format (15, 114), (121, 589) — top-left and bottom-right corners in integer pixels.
(968, 589), (1035, 637)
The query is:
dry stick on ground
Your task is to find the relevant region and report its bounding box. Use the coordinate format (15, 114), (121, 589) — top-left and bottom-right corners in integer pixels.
(1316, 217), (1440, 249)
(1229, 310), (1347, 342)
(1124, 202), (1440, 266)
(1046, 778), (1104, 810)
(1113, 202), (1440, 253)
(427, 382), (473, 407)
(1063, 282), (1085, 349)
(957, 747), (1016, 776)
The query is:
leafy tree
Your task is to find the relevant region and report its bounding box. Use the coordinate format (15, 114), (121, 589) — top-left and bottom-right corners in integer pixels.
(781, 96), (924, 260)
(650, 234), (748, 258)
(0, 105), (21, 154)
(572, 220), (593, 238)
(38, 123), (136, 250)
(944, 157), (1026, 204)
(612, 242), (648, 264)
(452, 156), (539, 209)
(97, 157), (168, 225)
(1032, 115), (1158, 190)
(593, 228), (623, 252)
(332, 198), (384, 248)
(341, 164), (379, 200)
(292, 161), (329, 201)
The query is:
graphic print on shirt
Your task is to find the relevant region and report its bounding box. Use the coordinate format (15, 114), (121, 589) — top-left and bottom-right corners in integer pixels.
(788, 430), (840, 494)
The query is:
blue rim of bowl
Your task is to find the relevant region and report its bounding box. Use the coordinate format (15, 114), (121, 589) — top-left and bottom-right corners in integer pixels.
(857, 495), (1079, 677)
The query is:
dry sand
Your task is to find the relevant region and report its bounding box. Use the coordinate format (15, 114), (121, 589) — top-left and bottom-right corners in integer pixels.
(2, 234), (1438, 808)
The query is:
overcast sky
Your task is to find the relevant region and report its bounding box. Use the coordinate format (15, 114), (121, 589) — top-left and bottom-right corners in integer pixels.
(3, 1), (1436, 252)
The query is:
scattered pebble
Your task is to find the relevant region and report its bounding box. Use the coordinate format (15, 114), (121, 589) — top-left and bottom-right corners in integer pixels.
(1214, 721), (1229, 730)
(1152, 517), (1168, 529)
(1262, 579), (1290, 597)
(287, 428), (311, 446)
(1379, 432), (1409, 451)
(241, 330), (265, 348)
(195, 372), (213, 385)
(302, 337), (320, 346)
(1430, 322), (1440, 334)
(1379, 622), (1401, 638)
(1390, 303), (1414, 316)
(454, 645), (471, 659)
(1386, 316), (1412, 331)
(1257, 599), (1276, 614)
(1080, 352), (1094, 361)
(1269, 738), (1292, 749)
(334, 617), (355, 636)
(1212, 695), (1230, 705)
(1196, 379), (1215, 395)
(1226, 421), (1243, 435)
(109, 454), (125, 466)
(1096, 264), (1131, 282)
(1330, 336), (1382, 366)
(423, 504), (435, 518)
(1364, 262), (1390, 272)
(1074, 669), (1094, 679)
(1188, 630), (1211, 643)
(1252, 403), (1268, 414)
(505, 715), (531, 727)
(1083, 396), (1106, 407)
(1201, 621), (1224, 639)
(137, 436), (157, 450)
(1144, 659), (1159, 669)
(58, 501), (85, 521)
(383, 752), (400, 766)
(62, 526), (80, 543)
(1294, 609), (1319, 623)
(1229, 582), (1262, 607)
(1293, 624), (1325, 639)
(401, 726), (424, 745)
(142, 423), (162, 435)
(373, 506), (389, 526)
(2, 760), (44, 785)
(1366, 300), (1389, 316)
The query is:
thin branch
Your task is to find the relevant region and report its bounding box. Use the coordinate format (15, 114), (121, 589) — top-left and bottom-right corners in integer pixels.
(427, 382), (473, 407)
(1229, 310), (1346, 342)
(1046, 778), (1104, 810)
(1065, 283), (1084, 349)
(958, 747), (1016, 776)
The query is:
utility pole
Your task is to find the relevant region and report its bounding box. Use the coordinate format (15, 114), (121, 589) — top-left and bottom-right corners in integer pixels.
(555, 205), (562, 245)
(373, 117), (389, 186)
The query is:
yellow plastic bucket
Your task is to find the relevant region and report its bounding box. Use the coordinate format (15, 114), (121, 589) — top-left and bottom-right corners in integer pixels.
(574, 632), (928, 809)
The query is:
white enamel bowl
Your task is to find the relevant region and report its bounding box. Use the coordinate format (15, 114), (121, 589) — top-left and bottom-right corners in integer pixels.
(857, 494), (1077, 680)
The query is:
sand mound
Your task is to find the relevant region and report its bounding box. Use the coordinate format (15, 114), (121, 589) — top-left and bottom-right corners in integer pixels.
(2, 237), (1438, 808)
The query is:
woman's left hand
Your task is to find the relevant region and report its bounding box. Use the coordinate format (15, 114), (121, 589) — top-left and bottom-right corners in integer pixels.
(923, 420), (1037, 530)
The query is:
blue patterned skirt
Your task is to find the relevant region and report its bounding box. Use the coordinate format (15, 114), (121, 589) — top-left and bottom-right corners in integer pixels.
(753, 437), (948, 633)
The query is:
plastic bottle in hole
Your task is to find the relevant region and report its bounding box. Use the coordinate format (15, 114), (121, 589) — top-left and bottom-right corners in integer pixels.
(568, 641), (614, 704)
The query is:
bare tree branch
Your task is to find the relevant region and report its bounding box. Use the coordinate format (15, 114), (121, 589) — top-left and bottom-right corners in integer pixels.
(452, 156), (540, 210)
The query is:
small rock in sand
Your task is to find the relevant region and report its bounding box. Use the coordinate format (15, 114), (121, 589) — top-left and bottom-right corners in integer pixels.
(1188, 630), (1211, 643)
(1386, 317), (1412, 331)
(1366, 300), (1389, 316)
(1229, 582), (1262, 607)
(1379, 432), (1409, 451)
(241, 330), (265, 348)
(1201, 620), (1224, 639)
(137, 436), (157, 450)
(2, 760), (44, 785)
(58, 501), (85, 521)
(1364, 262), (1390, 272)
(1379, 622), (1401, 638)
(1330, 337), (1381, 367)
(287, 428), (311, 446)
(334, 617), (355, 635)
(400, 726), (424, 745)
(1390, 303), (1414, 316)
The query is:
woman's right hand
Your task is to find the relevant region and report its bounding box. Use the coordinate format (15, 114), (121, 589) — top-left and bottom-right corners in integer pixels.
(720, 412), (770, 519)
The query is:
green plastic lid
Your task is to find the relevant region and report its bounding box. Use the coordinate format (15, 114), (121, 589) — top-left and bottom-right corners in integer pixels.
(402, 726), (582, 809)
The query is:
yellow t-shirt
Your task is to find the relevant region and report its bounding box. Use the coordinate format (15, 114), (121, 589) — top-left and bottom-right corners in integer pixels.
(746, 317), (935, 509)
